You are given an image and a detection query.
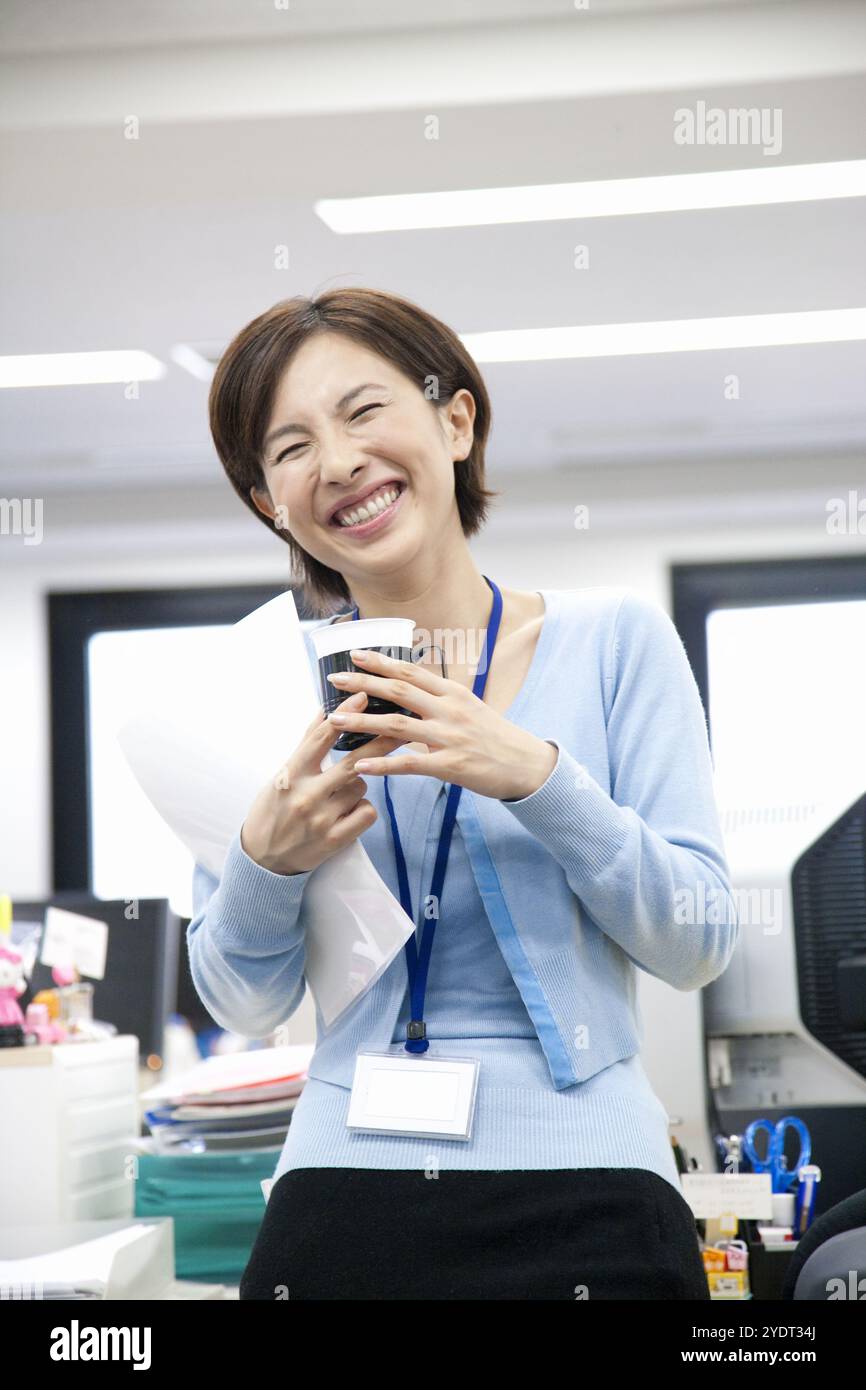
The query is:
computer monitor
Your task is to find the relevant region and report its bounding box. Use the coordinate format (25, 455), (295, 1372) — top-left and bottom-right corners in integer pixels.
(11, 894), (180, 1063)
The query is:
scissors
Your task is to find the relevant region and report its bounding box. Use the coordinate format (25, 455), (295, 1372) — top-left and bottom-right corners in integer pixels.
(742, 1115), (811, 1193)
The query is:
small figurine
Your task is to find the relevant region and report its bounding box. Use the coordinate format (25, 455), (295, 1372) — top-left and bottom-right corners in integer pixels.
(0, 942), (27, 1048)
(51, 960), (79, 989)
(24, 1001), (66, 1045)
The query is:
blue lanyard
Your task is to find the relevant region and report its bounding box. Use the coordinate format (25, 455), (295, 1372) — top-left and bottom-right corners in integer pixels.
(350, 575), (503, 1053)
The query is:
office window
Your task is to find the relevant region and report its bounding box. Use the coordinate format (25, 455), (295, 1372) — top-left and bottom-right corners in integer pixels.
(672, 555), (866, 813)
(706, 598), (866, 810)
(88, 624), (231, 915)
(49, 585), (298, 896)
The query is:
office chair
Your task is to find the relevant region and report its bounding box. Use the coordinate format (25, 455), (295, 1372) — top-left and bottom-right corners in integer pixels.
(782, 1190), (866, 1300)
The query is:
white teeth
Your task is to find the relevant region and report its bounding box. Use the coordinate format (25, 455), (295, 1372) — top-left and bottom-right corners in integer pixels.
(336, 485), (401, 527)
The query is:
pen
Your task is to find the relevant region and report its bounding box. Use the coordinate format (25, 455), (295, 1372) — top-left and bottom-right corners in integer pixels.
(794, 1164), (821, 1236)
(671, 1136), (689, 1175)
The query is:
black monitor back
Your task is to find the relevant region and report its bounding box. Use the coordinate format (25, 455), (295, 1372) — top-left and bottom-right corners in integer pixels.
(11, 894), (180, 1062)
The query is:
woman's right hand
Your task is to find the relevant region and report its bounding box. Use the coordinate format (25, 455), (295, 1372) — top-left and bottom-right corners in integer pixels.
(240, 691), (406, 875)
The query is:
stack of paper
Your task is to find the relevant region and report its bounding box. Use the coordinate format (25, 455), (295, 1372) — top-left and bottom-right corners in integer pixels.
(140, 1044), (313, 1155)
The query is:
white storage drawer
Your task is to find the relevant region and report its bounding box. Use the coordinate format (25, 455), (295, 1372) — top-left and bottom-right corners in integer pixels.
(0, 1035), (140, 1226)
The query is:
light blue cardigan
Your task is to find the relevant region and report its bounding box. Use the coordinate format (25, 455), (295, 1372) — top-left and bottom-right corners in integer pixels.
(187, 586), (738, 1099)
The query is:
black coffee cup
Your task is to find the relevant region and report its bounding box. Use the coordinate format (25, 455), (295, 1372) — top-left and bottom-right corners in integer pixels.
(312, 615), (421, 752)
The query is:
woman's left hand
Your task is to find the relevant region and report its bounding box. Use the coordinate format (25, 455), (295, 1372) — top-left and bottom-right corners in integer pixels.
(325, 648), (558, 801)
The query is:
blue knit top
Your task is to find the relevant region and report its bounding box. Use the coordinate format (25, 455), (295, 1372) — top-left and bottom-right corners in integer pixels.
(267, 772), (681, 1190)
(187, 586), (710, 1193)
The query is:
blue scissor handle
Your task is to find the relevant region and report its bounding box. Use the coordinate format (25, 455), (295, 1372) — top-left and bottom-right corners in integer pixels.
(743, 1119), (774, 1169)
(743, 1116), (811, 1193)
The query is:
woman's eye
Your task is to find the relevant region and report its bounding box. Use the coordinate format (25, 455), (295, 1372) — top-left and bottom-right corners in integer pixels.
(272, 404), (384, 465)
(274, 442), (308, 464)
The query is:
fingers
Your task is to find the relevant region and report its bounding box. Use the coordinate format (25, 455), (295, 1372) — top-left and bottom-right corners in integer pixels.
(340, 730), (408, 775)
(328, 775), (369, 817)
(294, 692), (368, 778)
(354, 730), (408, 760)
(323, 796), (378, 850)
(291, 693), (409, 795)
(357, 649), (450, 699)
(326, 666), (441, 720)
(314, 729), (407, 799)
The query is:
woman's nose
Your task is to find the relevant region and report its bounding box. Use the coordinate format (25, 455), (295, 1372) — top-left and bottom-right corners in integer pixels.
(318, 448), (368, 486)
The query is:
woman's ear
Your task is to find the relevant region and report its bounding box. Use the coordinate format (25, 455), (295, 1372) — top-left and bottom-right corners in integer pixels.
(448, 388), (475, 462)
(250, 485), (275, 521)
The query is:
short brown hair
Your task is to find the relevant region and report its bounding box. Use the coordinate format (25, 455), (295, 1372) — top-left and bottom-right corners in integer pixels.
(209, 287), (500, 615)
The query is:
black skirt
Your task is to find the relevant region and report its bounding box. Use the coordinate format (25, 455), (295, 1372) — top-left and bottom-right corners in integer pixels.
(239, 1166), (709, 1300)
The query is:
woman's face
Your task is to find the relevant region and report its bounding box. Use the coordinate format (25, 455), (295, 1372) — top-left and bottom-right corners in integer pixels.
(251, 333), (475, 585)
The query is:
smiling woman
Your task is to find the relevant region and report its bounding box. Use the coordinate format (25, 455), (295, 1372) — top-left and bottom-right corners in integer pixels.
(208, 287), (499, 616)
(189, 286), (730, 1301)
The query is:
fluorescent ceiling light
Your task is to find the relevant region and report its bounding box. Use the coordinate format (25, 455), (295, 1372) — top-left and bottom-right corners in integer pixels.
(170, 342), (223, 382)
(459, 307), (866, 362)
(315, 160), (866, 233)
(0, 350), (166, 388)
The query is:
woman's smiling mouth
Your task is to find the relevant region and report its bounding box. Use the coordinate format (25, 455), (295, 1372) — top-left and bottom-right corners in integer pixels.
(329, 481), (407, 538)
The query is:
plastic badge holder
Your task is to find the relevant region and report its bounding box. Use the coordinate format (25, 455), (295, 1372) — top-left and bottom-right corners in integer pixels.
(346, 1050), (480, 1141)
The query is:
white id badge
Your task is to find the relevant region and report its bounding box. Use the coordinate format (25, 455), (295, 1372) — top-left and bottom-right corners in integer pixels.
(346, 1050), (480, 1141)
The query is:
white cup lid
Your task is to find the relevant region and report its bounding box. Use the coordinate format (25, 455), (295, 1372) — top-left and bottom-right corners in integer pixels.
(310, 615), (416, 660)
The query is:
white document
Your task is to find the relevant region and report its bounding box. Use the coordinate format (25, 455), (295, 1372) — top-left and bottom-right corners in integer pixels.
(116, 590), (415, 1028)
(679, 1173), (774, 1219)
(40, 906), (109, 980)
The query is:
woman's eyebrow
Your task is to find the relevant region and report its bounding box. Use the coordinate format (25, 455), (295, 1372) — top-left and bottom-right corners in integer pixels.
(263, 383), (389, 448)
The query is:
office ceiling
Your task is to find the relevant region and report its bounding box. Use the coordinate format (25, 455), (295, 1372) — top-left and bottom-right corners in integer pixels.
(0, 0), (864, 499)
(0, 0), (758, 53)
